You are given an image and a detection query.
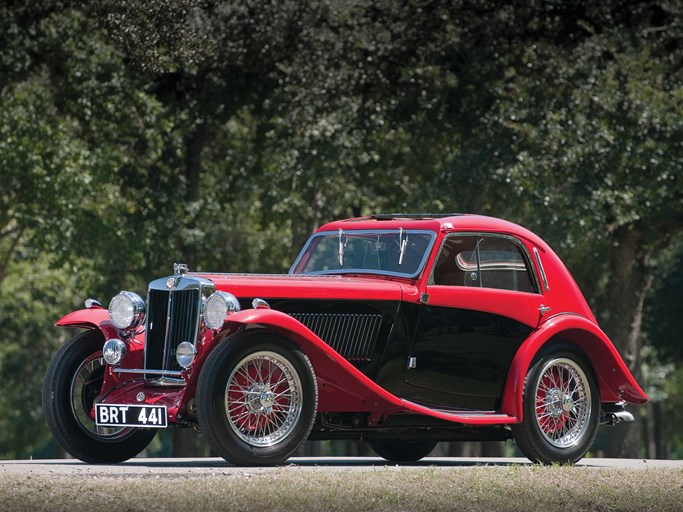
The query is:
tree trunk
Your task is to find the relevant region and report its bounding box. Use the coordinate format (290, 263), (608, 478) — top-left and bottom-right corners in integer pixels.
(645, 401), (656, 459)
(0, 224), (25, 288)
(601, 225), (653, 458)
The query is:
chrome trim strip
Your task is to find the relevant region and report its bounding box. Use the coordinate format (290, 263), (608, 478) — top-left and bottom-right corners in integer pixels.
(162, 288), (173, 373)
(113, 369), (183, 377)
(148, 377), (185, 387)
(533, 247), (550, 291)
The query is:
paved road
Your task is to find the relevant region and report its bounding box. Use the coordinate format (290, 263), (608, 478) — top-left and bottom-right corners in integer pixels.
(1, 456), (681, 476)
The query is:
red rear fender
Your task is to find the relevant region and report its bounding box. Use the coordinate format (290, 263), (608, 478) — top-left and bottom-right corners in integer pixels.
(501, 314), (648, 421)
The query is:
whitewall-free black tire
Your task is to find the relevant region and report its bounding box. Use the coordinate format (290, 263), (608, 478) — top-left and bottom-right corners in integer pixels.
(43, 330), (156, 463)
(196, 331), (318, 466)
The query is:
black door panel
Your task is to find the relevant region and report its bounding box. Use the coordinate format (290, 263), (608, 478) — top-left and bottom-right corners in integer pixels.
(403, 305), (532, 409)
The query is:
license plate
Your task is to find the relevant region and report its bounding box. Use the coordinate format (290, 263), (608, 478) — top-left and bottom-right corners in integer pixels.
(95, 404), (168, 428)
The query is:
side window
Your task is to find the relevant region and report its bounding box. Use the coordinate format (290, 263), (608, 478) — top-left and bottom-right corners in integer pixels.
(433, 235), (538, 293)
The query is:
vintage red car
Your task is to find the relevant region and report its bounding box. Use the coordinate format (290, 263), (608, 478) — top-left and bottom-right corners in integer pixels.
(43, 214), (646, 465)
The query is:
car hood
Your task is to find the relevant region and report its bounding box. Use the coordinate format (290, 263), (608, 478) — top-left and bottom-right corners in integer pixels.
(193, 273), (411, 302)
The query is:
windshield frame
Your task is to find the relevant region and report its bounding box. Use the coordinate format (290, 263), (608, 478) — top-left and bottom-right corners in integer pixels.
(289, 229), (437, 279)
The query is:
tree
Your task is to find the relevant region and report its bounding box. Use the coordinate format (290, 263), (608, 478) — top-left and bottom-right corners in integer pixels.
(0, 2), (180, 457)
(470, 1), (683, 456)
(2, 0), (680, 459)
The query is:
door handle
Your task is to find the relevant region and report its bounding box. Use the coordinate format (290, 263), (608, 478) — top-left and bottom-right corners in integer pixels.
(538, 305), (552, 315)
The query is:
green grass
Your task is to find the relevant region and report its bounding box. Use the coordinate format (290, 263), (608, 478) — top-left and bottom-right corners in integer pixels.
(2, 466), (683, 512)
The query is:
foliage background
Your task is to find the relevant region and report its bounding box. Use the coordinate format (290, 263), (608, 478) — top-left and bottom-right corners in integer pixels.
(0, 0), (681, 459)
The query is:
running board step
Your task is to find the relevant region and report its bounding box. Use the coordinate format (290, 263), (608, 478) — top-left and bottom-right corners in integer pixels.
(402, 400), (518, 426)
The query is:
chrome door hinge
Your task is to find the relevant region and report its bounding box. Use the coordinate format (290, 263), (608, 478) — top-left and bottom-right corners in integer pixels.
(407, 356), (417, 369)
(420, 293), (429, 305)
(538, 305), (552, 315)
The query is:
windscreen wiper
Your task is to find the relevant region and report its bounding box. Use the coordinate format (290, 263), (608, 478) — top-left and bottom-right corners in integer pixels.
(398, 227), (407, 265)
(338, 228), (346, 266)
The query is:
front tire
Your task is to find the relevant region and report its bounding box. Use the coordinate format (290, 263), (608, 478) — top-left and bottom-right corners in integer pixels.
(196, 331), (318, 466)
(42, 330), (156, 463)
(511, 348), (600, 464)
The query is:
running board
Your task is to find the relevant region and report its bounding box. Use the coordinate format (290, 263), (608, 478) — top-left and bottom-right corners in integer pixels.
(401, 400), (518, 426)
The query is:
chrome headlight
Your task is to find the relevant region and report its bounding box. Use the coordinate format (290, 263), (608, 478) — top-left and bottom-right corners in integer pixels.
(203, 291), (240, 330)
(102, 338), (127, 366)
(108, 291), (146, 331)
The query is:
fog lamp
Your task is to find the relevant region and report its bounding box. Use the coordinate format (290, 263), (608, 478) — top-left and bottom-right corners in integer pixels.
(102, 339), (127, 366)
(176, 342), (197, 368)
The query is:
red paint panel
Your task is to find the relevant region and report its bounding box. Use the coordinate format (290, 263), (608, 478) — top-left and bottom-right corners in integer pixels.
(501, 314), (648, 421)
(222, 309), (518, 426)
(196, 274), (408, 301)
(426, 286), (545, 328)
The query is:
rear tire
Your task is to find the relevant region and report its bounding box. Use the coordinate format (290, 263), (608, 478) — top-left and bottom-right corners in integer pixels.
(369, 440), (437, 462)
(197, 331), (318, 466)
(511, 347), (600, 464)
(43, 330), (156, 463)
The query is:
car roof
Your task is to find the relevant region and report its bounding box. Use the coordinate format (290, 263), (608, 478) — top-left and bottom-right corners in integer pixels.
(317, 214), (548, 250)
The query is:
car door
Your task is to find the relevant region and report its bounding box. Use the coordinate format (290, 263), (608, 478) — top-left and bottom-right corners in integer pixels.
(403, 233), (547, 410)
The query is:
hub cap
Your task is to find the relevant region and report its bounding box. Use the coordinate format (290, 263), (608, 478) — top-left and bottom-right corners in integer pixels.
(534, 358), (592, 448)
(225, 351), (302, 447)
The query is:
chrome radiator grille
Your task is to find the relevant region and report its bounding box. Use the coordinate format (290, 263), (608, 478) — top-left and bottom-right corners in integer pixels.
(289, 313), (382, 361)
(145, 287), (201, 377)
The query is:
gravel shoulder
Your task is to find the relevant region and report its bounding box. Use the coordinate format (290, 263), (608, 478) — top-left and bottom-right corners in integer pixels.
(2, 456), (682, 476)
(2, 457), (682, 512)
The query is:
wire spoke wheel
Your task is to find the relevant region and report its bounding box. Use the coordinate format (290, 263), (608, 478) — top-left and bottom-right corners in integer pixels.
(225, 350), (303, 448)
(197, 333), (317, 466)
(511, 347), (600, 465)
(533, 358), (591, 448)
(70, 353), (130, 440)
(43, 330), (156, 463)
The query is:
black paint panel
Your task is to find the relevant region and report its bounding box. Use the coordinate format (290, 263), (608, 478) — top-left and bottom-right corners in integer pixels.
(403, 306), (532, 409)
(263, 299), (406, 380)
(239, 298), (530, 411)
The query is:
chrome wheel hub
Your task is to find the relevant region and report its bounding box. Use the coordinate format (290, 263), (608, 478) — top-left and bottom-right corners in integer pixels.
(544, 388), (564, 417)
(243, 385), (276, 414)
(260, 389), (276, 410)
(562, 395), (575, 413)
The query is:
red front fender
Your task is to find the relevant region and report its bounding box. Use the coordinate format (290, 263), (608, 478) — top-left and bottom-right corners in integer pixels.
(55, 308), (120, 340)
(221, 309), (519, 426)
(55, 308), (146, 351)
(501, 314), (648, 421)
(222, 309), (404, 421)
(55, 308), (146, 397)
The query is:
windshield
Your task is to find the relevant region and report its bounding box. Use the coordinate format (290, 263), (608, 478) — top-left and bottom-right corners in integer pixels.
(290, 229), (436, 278)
